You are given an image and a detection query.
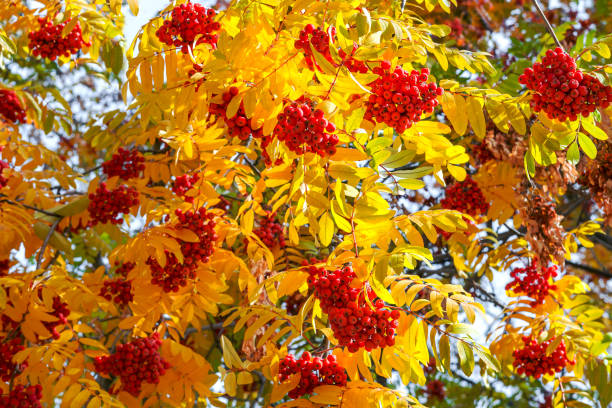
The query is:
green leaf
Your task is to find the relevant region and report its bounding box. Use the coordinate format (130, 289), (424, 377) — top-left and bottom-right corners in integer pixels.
(524, 150), (535, 179)
(457, 341), (475, 376)
(577, 132), (597, 159)
(582, 119), (608, 141)
(566, 141), (580, 165)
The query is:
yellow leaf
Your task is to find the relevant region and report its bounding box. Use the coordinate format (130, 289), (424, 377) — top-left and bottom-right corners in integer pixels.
(318, 212), (334, 246)
(447, 164), (466, 181)
(467, 97), (486, 139)
(127, 0), (139, 15)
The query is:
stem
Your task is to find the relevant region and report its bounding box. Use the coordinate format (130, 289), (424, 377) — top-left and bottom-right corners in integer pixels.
(531, 0), (564, 51)
(36, 218), (61, 270)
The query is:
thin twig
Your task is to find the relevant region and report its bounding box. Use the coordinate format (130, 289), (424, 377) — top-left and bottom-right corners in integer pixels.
(531, 0), (564, 51)
(36, 218), (61, 270)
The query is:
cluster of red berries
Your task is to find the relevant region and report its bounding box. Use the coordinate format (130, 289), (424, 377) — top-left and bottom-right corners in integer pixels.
(44, 296), (70, 340)
(306, 265), (399, 352)
(505, 261), (558, 306)
(0, 385), (43, 408)
(294, 25), (336, 71)
(87, 183), (139, 226)
(28, 17), (90, 60)
(0, 337), (26, 381)
(424, 357), (437, 376)
(172, 174), (200, 203)
(512, 335), (574, 378)
(0, 259), (9, 276)
(440, 175), (489, 217)
(0, 90), (26, 123)
(424, 379), (446, 402)
(365, 63), (443, 133)
(94, 333), (170, 396)
(210, 87), (266, 142)
(519, 48), (612, 121)
(147, 208), (217, 292)
(213, 196), (231, 213)
(0, 157), (9, 188)
(294, 25), (368, 73)
(99, 278), (133, 307)
(338, 44), (369, 74)
(156, 3), (220, 53)
(253, 214), (286, 248)
(102, 148), (145, 180)
(114, 261), (135, 277)
(471, 142), (494, 165)
(278, 353), (347, 399)
(274, 99), (339, 157)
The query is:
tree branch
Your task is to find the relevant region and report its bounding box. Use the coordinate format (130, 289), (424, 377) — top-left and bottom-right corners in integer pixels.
(566, 260), (612, 279)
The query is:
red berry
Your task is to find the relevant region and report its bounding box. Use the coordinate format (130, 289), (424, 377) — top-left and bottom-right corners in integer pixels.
(0, 90), (26, 123)
(505, 259), (558, 306)
(172, 173), (200, 203)
(365, 64), (443, 133)
(273, 99), (339, 157)
(102, 148), (145, 180)
(94, 333), (170, 396)
(87, 183), (140, 226)
(0, 385), (43, 408)
(440, 175), (489, 216)
(279, 353), (347, 399)
(156, 4), (220, 52)
(512, 334), (574, 378)
(28, 17), (89, 60)
(146, 208), (217, 292)
(306, 264), (398, 351)
(519, 48), (612, 121)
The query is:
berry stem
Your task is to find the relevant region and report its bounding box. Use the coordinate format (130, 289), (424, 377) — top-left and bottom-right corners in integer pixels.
(531, 0), (564, 52)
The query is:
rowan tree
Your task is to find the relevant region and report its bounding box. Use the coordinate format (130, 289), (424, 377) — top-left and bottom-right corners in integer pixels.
(1, 0), (611, 407)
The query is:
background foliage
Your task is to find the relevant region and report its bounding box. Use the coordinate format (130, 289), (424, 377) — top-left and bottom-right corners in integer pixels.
(0, 0), (611, 407)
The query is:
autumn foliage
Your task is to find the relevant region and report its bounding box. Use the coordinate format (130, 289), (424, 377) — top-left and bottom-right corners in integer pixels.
(1, 0), (611, 407)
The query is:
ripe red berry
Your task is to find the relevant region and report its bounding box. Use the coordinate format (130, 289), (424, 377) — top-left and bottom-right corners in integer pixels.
(424, 379), (446, 402)
(99, 278), (133, 307)
(147, 208), (217, 292)
(156, 4), (221, 53)
(0, 384), (43, 408)
(440, 175), (489, 217)
(505, 260), (558, 306)
(87, 183), (140, 226)
(28, 17), (90, 60)
(519, 48), (612, 121)
(172, 173), (200, 203)
(365, 63), (443, 133)
(209, 87), (268, 144)
(273, 99), (339, 157)
(102, 148), (145, 180)
(279, 353), (347, 399)
(512, 335), (574, 378)
(44, 295), (70, 340)
(295, 25), (367, 73)
(94, 333), (170, 396)
(113, 261), (135, 277)
(0, 90), (26, 124)
(0, 336), (27, 382)
(252, 213), (286, 248)
(306, 265), (398, 352)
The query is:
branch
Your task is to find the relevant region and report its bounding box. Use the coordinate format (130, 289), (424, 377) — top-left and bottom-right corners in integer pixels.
(36, 218), (61, 270)
(531, 0), (564, 51)
(566, 260), (612, 279)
